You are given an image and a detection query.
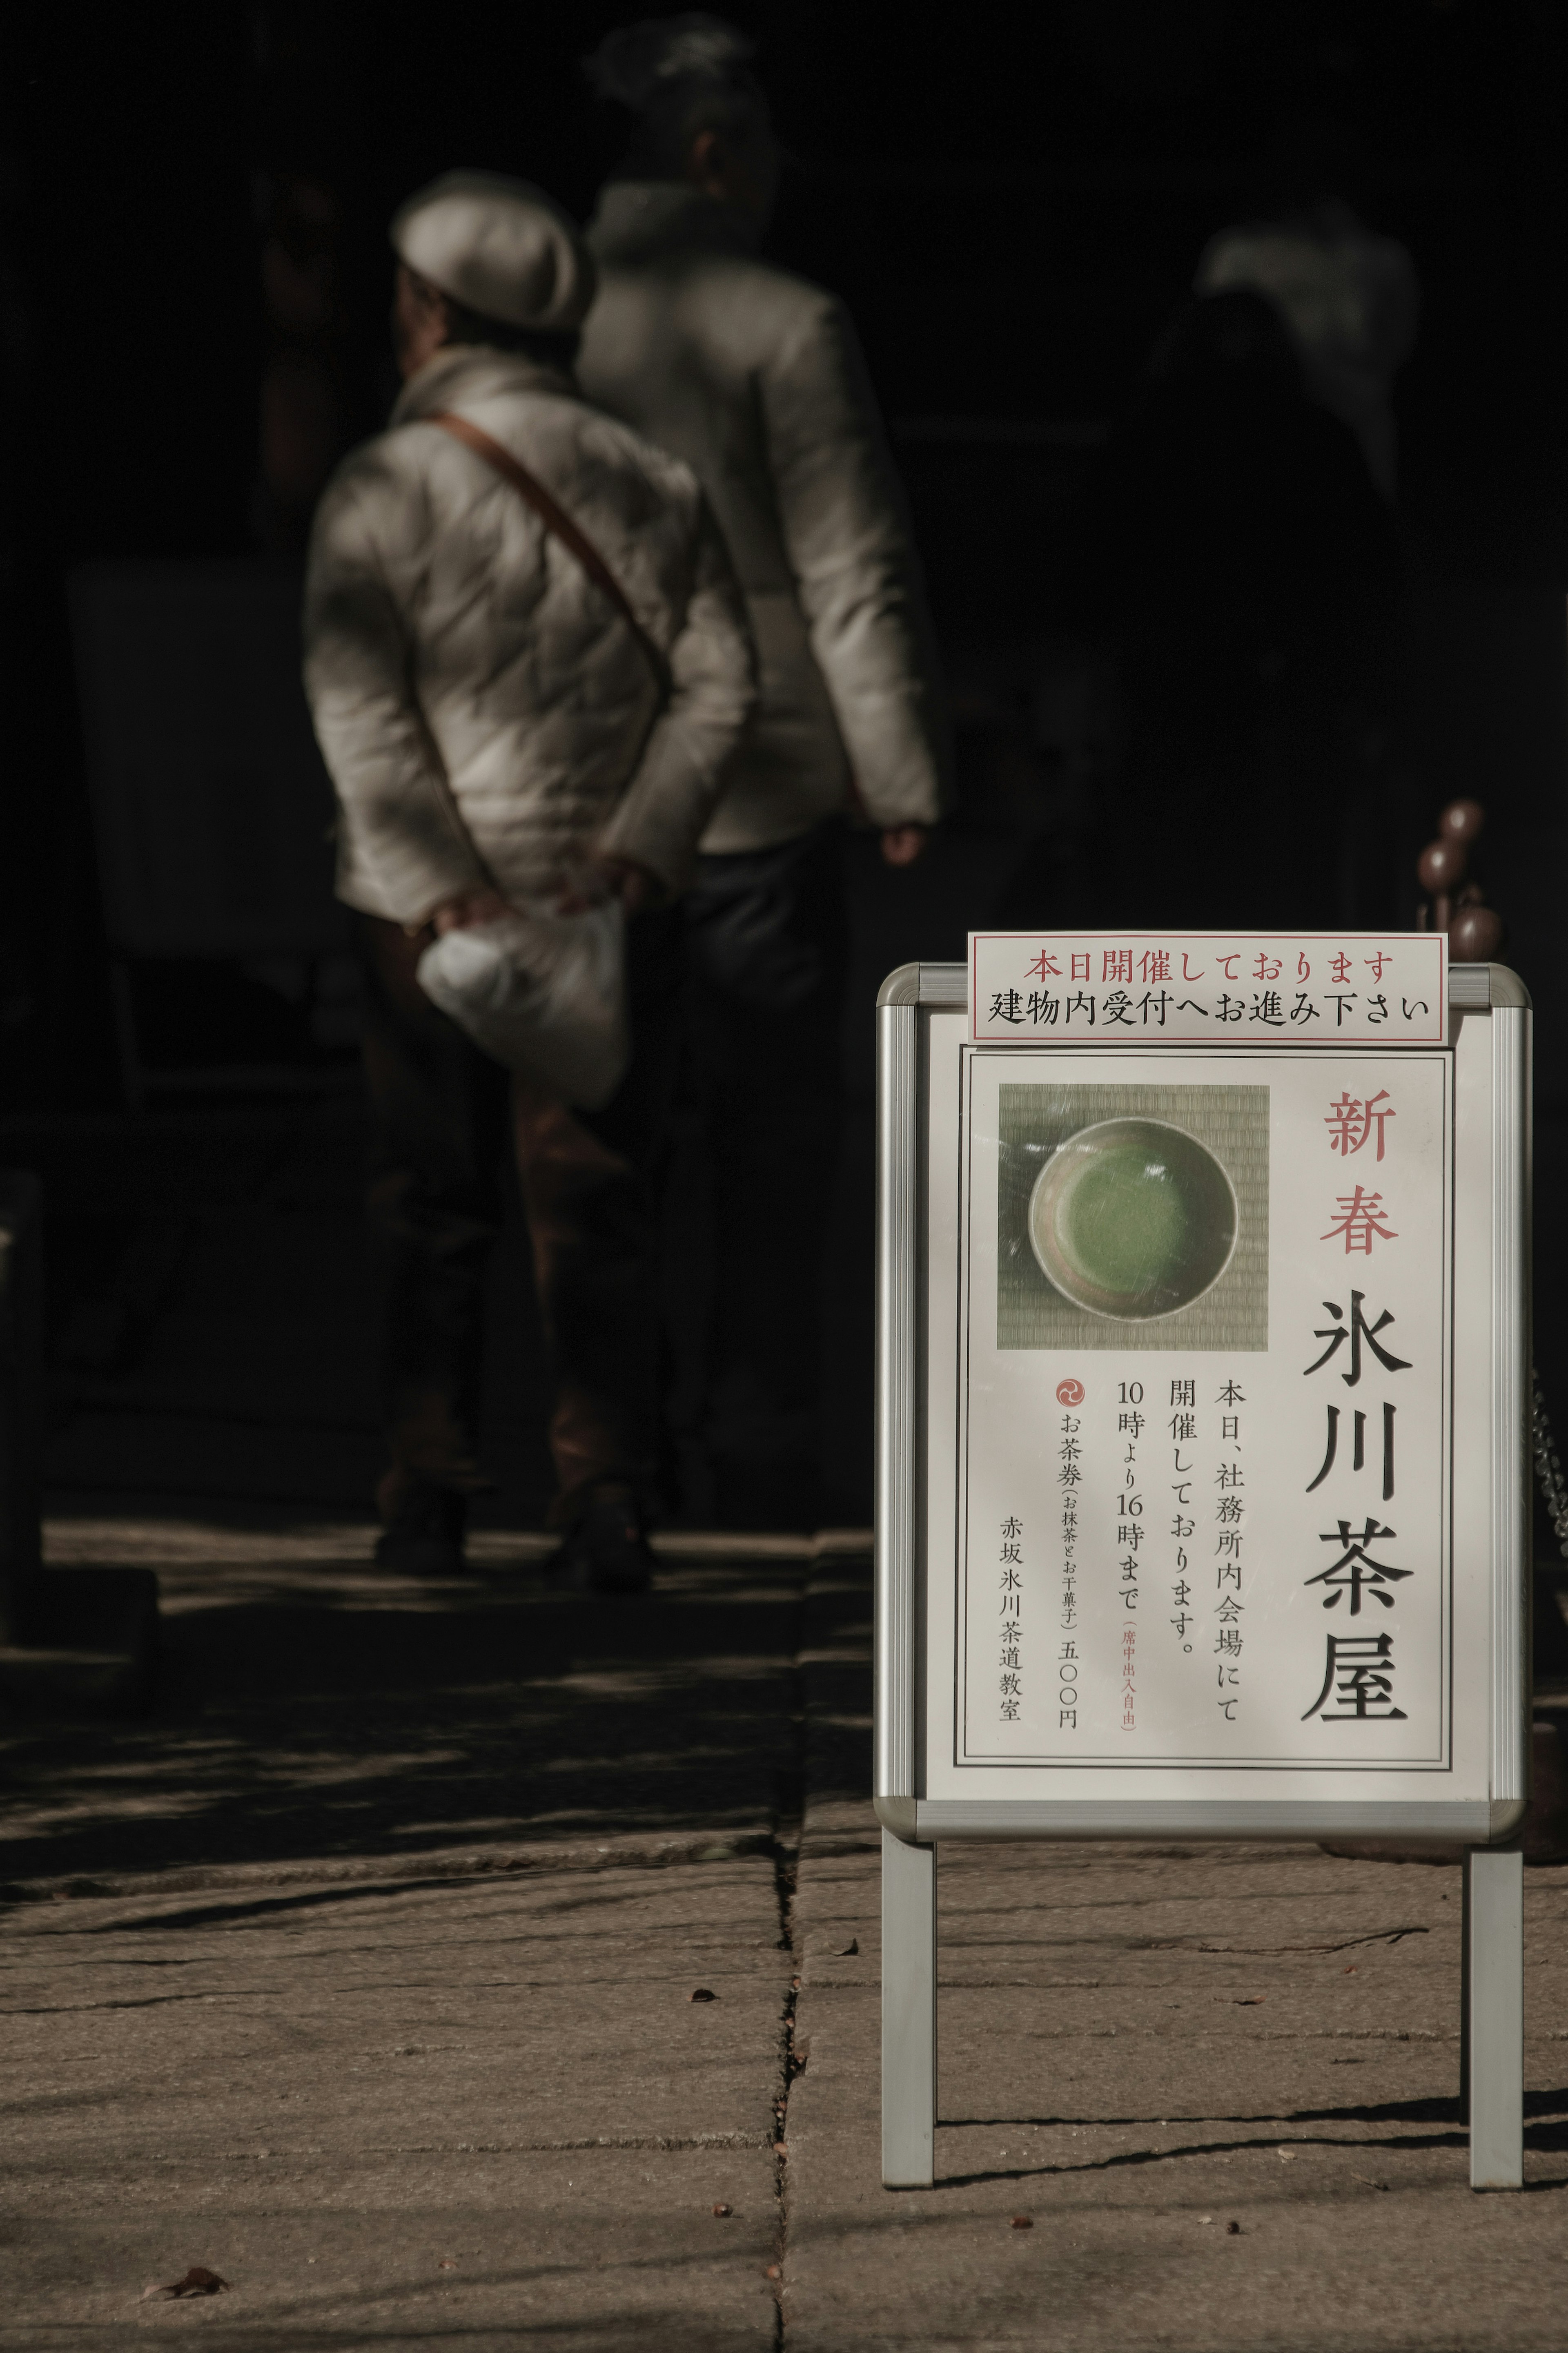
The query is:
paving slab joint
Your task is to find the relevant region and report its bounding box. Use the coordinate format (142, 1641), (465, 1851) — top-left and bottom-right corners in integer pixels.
(762, 1539), (824, 2343)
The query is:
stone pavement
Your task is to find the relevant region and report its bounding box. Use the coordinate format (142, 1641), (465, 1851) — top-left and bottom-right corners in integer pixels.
(3, 1515), (1568, 2348)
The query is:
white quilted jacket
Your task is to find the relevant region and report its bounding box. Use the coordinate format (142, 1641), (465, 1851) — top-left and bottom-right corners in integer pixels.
(303, 343), (756, 926)
(579, 184), (949, 853)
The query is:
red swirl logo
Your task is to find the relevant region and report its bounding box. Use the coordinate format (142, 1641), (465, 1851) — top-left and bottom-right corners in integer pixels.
(1056, 1378), (1085, 1406)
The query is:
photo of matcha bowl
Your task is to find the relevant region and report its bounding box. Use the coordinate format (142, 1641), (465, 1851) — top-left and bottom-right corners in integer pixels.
(1027, 1116), (1238, 1321)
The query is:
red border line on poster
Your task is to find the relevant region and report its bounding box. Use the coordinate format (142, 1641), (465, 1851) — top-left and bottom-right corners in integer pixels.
(968, 932), (1448, 1050)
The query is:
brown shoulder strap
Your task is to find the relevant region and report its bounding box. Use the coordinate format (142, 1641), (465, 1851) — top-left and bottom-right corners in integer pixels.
(423, 410), (670, 699)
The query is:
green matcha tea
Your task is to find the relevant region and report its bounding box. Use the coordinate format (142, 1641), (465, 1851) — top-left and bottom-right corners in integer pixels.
(1028, 1117), (1237, 1320)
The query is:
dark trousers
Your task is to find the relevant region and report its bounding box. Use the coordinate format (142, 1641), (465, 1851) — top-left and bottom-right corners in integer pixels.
(354, 912), (675, 1523)
(679, 823), (848, 1516)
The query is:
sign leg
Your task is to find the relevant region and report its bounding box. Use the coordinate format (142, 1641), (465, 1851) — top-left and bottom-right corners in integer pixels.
(1459, 1853), (1470, 2127)
(1464, 1846), (1523, 2190)
(881, 1829), (937, 2187)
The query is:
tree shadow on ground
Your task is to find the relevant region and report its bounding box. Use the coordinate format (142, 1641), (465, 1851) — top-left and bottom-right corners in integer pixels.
(0, 1552), (807, 1891)
(936, 2088), (1568, 2188)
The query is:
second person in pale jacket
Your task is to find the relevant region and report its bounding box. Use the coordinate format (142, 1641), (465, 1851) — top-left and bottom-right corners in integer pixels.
(578, 13), (950, 1526)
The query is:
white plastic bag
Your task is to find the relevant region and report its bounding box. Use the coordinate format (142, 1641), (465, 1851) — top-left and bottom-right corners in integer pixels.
(415, 901), (629, 1109)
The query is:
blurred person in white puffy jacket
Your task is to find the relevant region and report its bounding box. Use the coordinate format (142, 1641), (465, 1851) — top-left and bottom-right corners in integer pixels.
(577, 15), (951, 1526)
(304, 171), (754, 1588)
(1195, 116), (1419, 501)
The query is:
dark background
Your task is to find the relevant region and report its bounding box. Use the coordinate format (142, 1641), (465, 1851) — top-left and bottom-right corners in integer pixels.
(7, 2), (1568, 549)
(5, 0), (1567, 1095)
(2, 0), (1566, 1524)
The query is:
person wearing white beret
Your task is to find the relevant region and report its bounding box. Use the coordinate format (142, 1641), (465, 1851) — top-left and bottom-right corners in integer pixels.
(303, 169), (756, 1586)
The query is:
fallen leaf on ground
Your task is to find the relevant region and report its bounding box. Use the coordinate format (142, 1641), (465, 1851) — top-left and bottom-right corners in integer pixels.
(1010, 2216), (1033, 2230)
(439, 2260), (457, 2270)
(1235, 1997), (1265, 2006)
(689, 1988), (717, 2002)
(830, 1938), (858, 1956)
(765, 2264), (781, 2280)
(712, 2204), (732, 2217)
(143, 2268), (228, 2300)
(1227, 2221), (1242, 2235)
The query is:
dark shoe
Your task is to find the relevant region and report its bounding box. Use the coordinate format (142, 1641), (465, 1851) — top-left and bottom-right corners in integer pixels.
(374, 1479), (468, 1577)
(546, 1485), (655, 1595)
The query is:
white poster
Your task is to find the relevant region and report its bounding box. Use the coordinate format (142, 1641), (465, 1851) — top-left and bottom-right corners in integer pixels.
(955, 1049), (1451, 1771)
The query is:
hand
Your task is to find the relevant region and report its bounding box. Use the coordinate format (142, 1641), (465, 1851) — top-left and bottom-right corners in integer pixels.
(432, 887), (511, 934)
(881, 825), (928, 869)
(556, 856), (659, 915)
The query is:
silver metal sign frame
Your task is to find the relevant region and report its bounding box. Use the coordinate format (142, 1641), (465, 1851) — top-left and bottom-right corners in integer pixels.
(875, 958), (1530, 2192)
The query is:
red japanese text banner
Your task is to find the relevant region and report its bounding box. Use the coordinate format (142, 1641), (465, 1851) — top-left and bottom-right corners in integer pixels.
(969, 934), (1448, 1050)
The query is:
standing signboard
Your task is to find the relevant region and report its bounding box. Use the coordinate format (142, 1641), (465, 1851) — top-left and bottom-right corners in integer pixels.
(876, 936), (1530, 2192)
